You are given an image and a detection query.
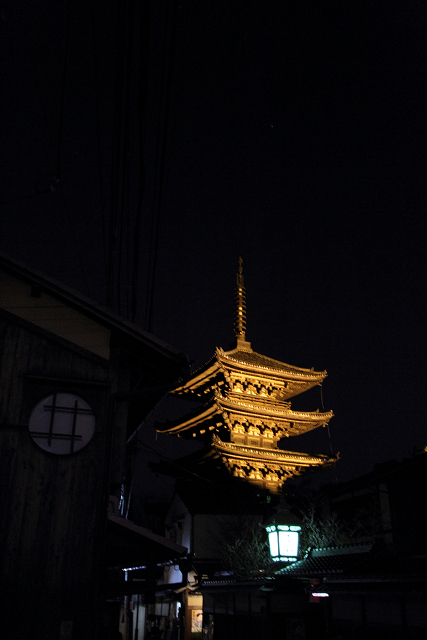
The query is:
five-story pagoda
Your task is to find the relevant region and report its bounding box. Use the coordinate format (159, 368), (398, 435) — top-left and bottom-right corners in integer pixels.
(157, 259), (337, 493)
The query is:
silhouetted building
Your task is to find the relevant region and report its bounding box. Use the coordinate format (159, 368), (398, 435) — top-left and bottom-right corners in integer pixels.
(153, 260), (338, 639)
(276, 452), (427, 639)
(157, 259), (336, 493)
(0, 253), (189, 640)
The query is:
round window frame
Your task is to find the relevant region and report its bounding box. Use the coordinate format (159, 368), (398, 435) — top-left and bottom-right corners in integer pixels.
(28, 392), (96, 455)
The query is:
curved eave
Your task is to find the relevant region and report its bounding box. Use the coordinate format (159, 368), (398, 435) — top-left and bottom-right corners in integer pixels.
(171, 347), (327, 400)
(218, 347), (327, 384)
(156, 402), (219, 435)
(212, 436), (336, 468)
(171, 357), (223, 397)
(217, 395), (333, 426)
(156, 396), (333, 437)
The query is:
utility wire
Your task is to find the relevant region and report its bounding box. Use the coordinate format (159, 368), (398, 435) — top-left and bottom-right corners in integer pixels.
(56, 2), (71, 183)
(0, 190), (54, 207)
(58, 182), (91, 296)
(320, 383), (339, 483)
(118, 0), (134, 317)
(145, 0), (180, 332)
(1, 2), (91, 295)
(108, 0), (136, 317)
(131, 0), (151, 323)
(56, 2), (91, 296)
(109, 2), (125, 313)
(90, 0), (108, 289)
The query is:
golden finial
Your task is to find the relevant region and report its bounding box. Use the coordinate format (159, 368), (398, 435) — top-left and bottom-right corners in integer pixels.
(234, 257), (247, 343)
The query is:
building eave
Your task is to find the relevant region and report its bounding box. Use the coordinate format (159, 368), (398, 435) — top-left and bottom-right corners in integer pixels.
(156, 393), (333, 437)
(212, 435), (336, 468)
(218, 346), (327, 382)
(0, 251), (188, 366)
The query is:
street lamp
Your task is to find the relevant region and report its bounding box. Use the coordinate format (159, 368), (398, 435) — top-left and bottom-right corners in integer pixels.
(262, 504), (302, 563)
(266, 523), (301, 562)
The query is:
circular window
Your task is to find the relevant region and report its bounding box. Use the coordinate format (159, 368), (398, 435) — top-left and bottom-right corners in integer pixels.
(29, 393), (95, 455)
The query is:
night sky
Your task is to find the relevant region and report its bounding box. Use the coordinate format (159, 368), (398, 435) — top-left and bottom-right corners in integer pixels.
(1, 1), (427, 491)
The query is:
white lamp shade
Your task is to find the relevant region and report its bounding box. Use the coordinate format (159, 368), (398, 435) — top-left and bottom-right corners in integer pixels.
(266, 524), (300, 562)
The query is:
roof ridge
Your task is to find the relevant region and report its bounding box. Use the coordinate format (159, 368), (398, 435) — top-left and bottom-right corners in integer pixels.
(220, 347), (327, 377)
(0, 252), (187, 359)
(310, 542), (375, 556)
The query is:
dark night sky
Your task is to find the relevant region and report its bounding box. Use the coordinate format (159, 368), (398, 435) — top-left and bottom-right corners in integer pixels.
(1, 1), (427, 490)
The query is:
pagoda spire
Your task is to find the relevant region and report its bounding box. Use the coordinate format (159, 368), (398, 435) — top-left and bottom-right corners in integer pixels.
(157, 257), (336, 494)
(158, 354), (335, 493)
(234, 257), (251, 348)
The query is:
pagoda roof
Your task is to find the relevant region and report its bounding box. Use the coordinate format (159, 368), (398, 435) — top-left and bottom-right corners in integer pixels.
(220, 347), (325, 377)
(156, 392), (333, 438)
(211, 435), (336, 470)
(172, 346), (327, 400)
(212, 435), (336, 493)
(151, 437), (337, 495)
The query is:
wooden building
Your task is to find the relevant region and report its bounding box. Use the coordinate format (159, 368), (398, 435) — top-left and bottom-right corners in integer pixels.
(274, 452), (427, 639)
(157, 258), (337, 494)
(152, 259), (338, 640)
(171, 455), (427, 640)
(0, 253), (189, 640)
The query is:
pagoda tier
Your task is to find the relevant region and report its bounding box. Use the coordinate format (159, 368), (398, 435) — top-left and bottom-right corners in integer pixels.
(211, 435), (337, 494)
(156, 391), (333, 445)
(172, 346), (327, 402)
(156, 258), (337, 493)
(151, 437), (337, 495)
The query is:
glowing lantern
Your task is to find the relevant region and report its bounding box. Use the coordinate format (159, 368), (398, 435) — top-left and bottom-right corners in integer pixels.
(262, 505), (302, 563)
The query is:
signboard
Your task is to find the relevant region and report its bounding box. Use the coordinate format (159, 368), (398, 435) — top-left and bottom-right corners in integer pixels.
(191, 610), (203, 633)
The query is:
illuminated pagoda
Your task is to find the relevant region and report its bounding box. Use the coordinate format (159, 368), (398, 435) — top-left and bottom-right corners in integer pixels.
(157, 259), (337, 493)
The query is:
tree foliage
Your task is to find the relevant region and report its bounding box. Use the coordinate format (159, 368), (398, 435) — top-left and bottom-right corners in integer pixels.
(213, 515), (274, 579)
(299, 504), (351, 553)
(225, 528), (274, 579)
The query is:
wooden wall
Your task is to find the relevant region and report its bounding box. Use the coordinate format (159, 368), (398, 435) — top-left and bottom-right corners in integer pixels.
(0, 313), (127, 639)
